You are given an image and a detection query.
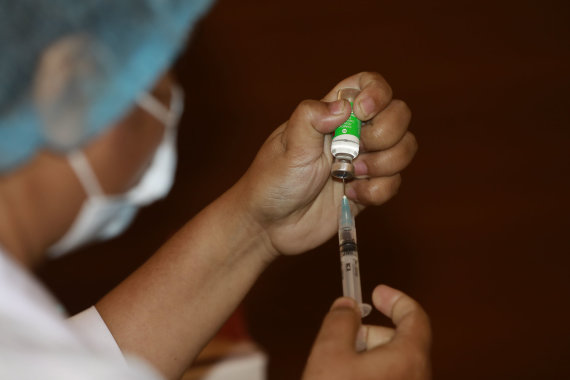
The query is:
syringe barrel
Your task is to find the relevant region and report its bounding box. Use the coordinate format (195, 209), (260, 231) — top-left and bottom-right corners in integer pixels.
(337, 196), (372, 319)
(339, 241), (365, 307)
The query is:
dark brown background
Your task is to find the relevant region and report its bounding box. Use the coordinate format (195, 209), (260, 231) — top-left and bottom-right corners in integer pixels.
(39, 0), (570, 379)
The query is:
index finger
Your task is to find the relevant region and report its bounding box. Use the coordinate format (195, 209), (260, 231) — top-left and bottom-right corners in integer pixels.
(321, 72), (393, 121)
(371, 284), (431, 352)
(309, 297), (362, 358)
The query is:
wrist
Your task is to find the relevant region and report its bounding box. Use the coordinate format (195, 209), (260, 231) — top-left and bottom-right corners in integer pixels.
(222, 181), (280, 264)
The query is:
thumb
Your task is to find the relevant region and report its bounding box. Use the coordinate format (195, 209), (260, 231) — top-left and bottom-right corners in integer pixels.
(284, 99), (350, 156)
(309, 297), (361, 358)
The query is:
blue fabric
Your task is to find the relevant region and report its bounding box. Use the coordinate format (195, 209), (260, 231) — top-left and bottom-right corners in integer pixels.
(0, 0), (213, 172)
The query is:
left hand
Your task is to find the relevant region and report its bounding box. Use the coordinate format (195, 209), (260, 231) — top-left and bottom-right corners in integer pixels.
(235, 72), (417, 256)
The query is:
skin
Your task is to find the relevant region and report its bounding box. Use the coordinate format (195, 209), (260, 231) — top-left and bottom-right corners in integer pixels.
(0, 73), (173, 266)
(302, 285), (431, 380)
(0, 71), (429, 380)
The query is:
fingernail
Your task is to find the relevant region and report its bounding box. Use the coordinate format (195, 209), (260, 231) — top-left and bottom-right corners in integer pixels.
(353, 160), (367, 176)
(358, 97), (375, 119)
(328, 99), (346, 115)
(330, 297), (357, 311)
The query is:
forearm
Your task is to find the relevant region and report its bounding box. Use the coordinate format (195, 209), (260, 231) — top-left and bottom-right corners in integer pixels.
(96, 182), (276, 379)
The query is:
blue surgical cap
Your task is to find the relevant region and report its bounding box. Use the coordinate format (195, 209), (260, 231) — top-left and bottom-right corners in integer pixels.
(0, 0), (213, 172)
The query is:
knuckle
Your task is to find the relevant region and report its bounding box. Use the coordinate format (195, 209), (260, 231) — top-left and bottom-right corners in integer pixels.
(365, 175), (400, 204)
(292, 99), (324, 125)
(391, 99), (412, 121)
(393, 293), (419, 319)
(379, 175), (402, 202)
(369, 120), (385, 142)
(363, 181), (380, 204)
(296, 99), (316, 118)
(389, 174), (402, 196)
(359, 70), (379, 81)
(360, 70), (385, 84)
(402, 132), (418, 160)
(361, 71), (393, 98)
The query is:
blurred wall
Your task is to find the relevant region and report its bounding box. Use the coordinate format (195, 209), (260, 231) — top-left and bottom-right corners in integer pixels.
(40, 1), (570, 379)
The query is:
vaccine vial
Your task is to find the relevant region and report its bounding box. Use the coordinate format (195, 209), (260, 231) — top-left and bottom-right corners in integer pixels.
(331, 88), (361, 180)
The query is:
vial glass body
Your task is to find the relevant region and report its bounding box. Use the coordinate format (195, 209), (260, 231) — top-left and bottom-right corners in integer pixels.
(331, 88), (362, 180)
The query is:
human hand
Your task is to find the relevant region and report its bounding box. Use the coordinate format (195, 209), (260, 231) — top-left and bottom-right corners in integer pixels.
(302, 285), (431, 380)
(235, 72), (417, 256)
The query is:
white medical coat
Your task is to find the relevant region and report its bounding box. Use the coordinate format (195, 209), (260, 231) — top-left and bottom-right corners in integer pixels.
(0, 246), (163, 379)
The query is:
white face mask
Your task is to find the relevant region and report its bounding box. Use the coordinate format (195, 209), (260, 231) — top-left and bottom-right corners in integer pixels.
(48, 85), (184, 257)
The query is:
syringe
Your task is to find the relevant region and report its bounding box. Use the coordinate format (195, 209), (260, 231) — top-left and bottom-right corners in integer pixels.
(338, 195), (372, 319)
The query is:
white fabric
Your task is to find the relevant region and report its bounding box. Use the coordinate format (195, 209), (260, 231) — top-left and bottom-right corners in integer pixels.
(67, 306), (126, 364)
(0, 246), (163, 379)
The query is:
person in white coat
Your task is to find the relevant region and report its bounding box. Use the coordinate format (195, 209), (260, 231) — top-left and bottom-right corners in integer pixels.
(0, 1), (430, 379)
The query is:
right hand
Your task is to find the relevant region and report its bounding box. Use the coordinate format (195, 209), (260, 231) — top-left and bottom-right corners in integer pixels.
(302, 285), (432, 380)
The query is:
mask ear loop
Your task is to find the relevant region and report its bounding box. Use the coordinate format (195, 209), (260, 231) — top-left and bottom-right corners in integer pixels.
(67, 85), (184, 202)
(167, 85), (185, 127)
(136, 91), (171, 125)
(136, 84), (185, 128)
(67, 151), (105, 197)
